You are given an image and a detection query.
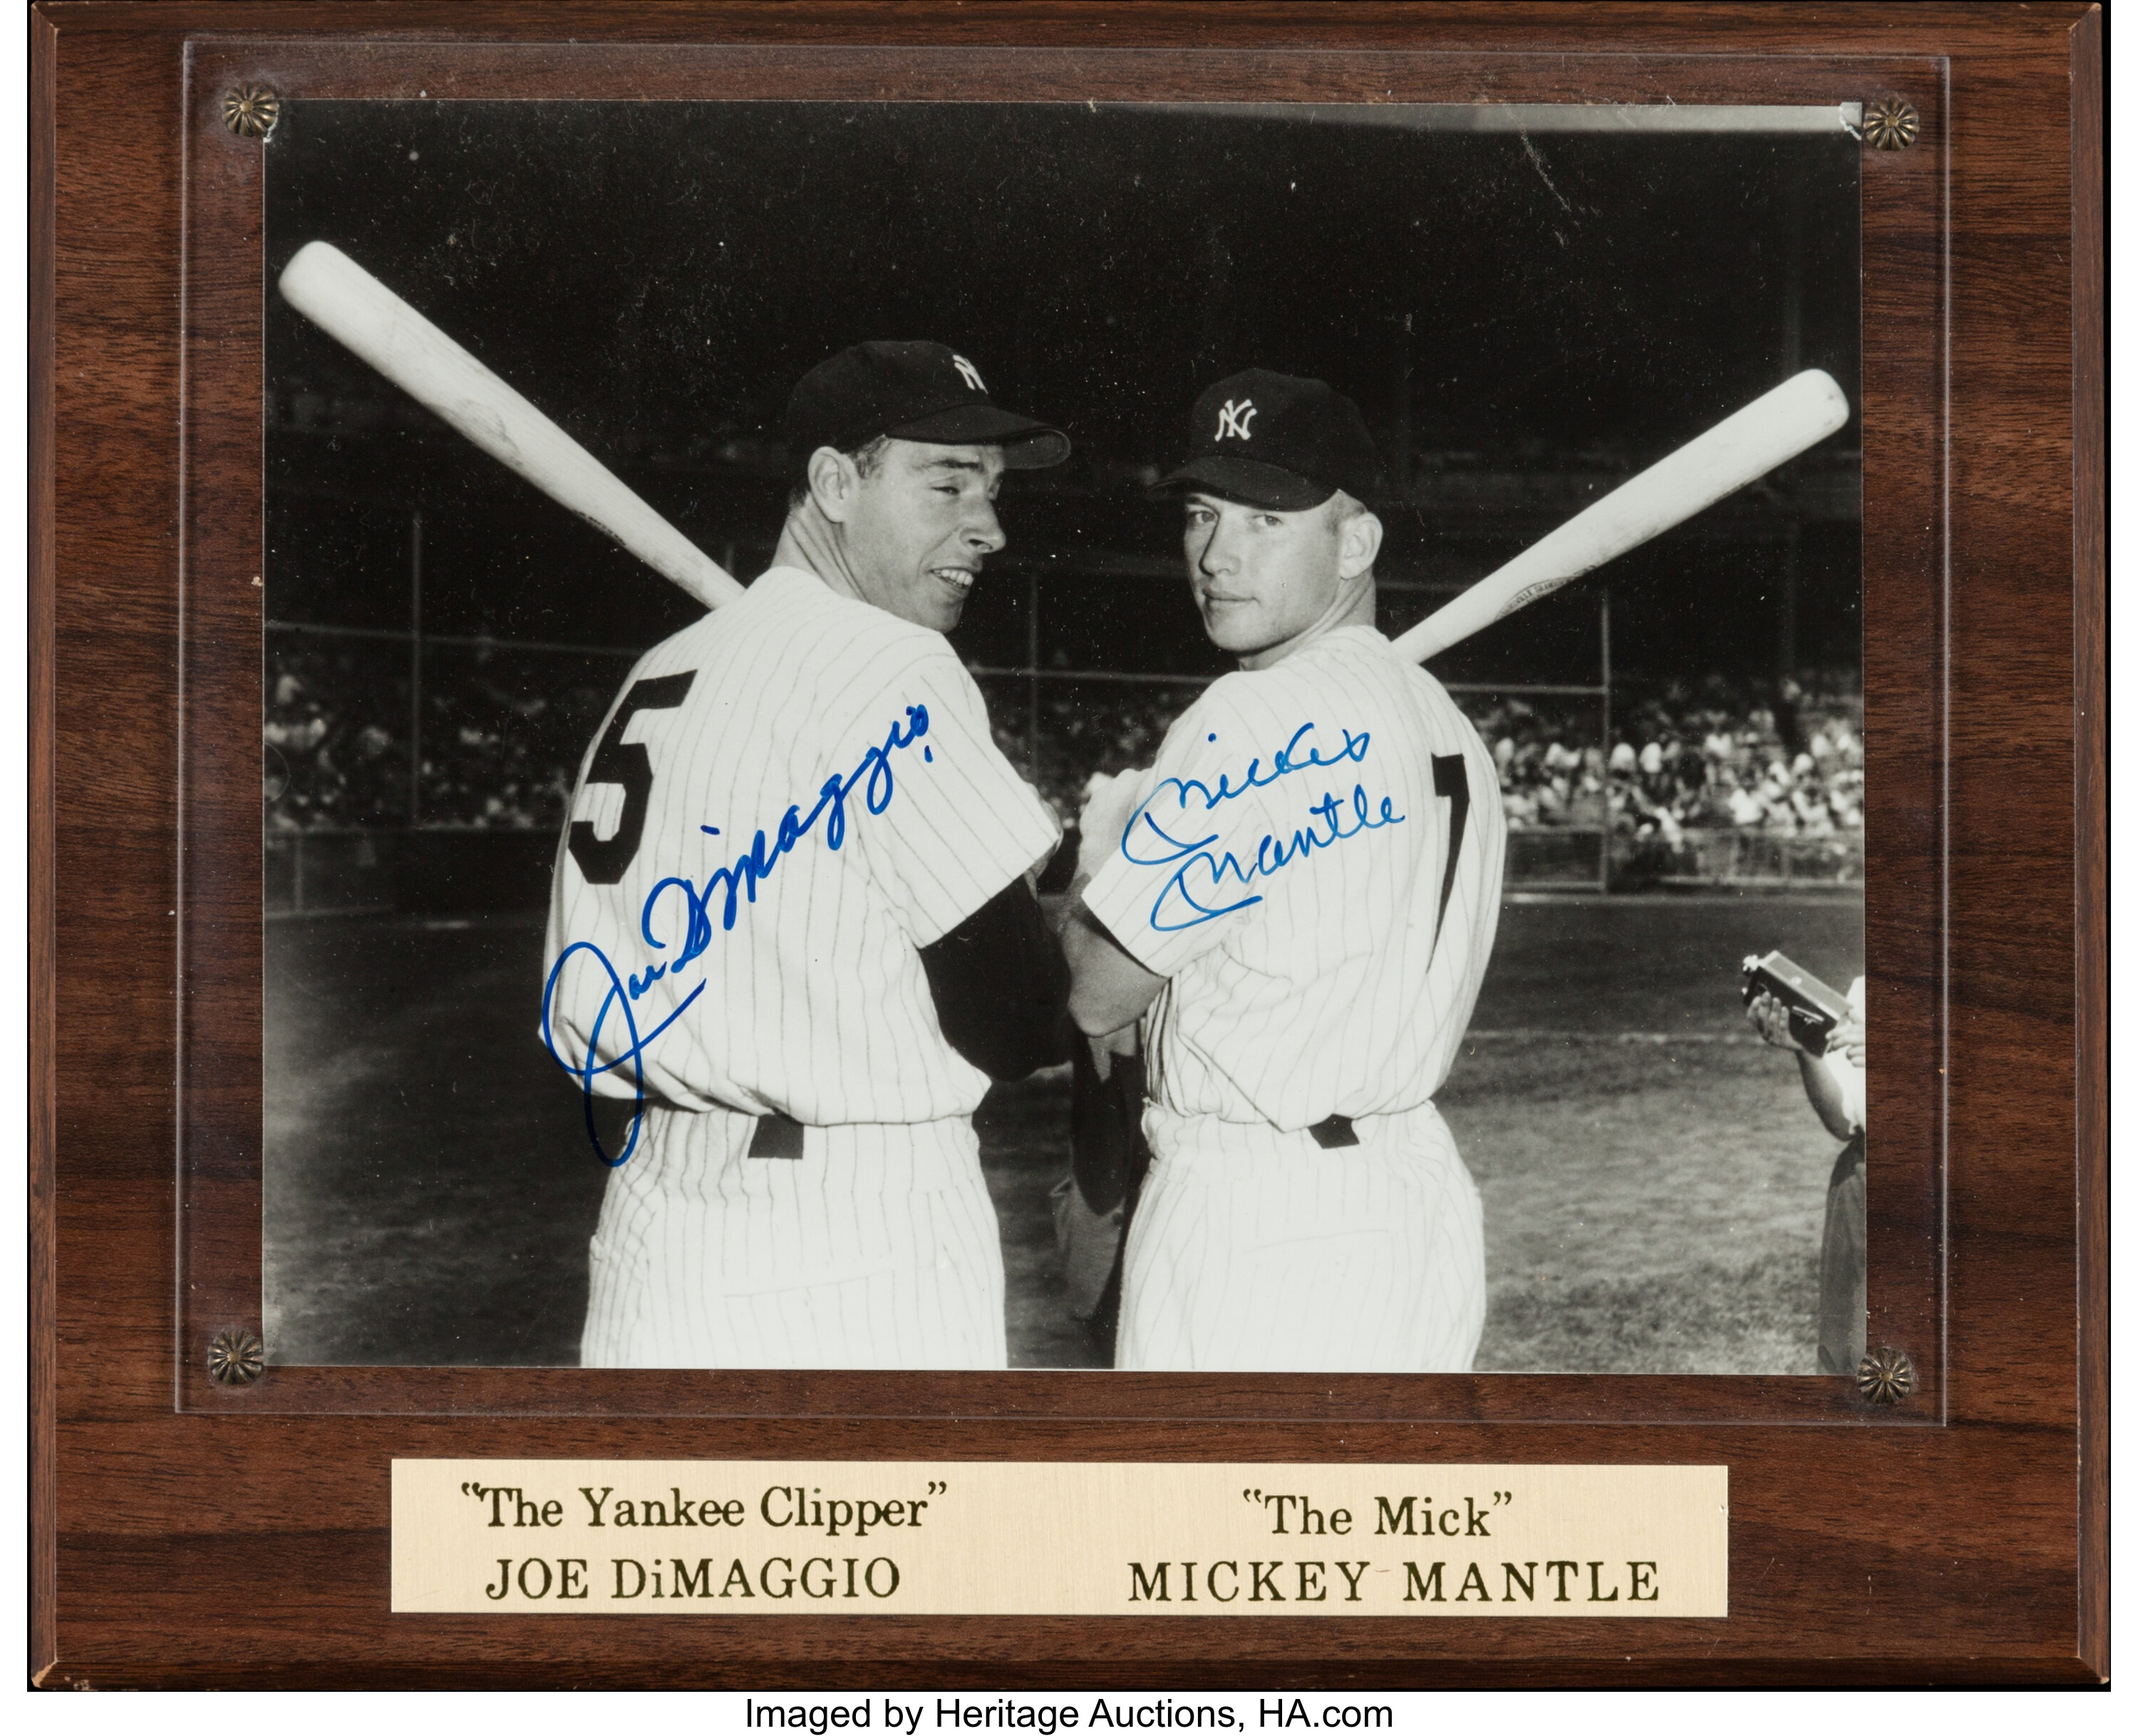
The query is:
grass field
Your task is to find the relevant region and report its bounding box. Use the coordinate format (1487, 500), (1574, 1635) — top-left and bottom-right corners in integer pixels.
(264, 894), (1861, 1373)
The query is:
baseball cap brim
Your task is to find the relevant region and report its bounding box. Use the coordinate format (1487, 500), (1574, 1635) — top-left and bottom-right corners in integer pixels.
(1153, 454), (1336, 511)
(888, 403), (1071, 470)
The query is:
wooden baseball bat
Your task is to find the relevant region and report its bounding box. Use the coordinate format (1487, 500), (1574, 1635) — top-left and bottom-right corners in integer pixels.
(277, 241), (743, 610)
(1391, 368), (1851, 663)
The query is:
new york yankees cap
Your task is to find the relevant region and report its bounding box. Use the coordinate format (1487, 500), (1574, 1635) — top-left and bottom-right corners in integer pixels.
(785, 340), (1070, 471)
(1157, 368), (1384, 510)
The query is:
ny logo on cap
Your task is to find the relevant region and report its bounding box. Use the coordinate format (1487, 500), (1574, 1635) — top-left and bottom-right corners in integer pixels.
(1215, 397), (1257, 441)
(951, 353), (986, 393)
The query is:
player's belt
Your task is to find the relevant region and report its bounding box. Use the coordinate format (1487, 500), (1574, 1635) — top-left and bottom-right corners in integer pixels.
(748, 1111), (807, 1160)
(1306, 1114), (1359, 1149)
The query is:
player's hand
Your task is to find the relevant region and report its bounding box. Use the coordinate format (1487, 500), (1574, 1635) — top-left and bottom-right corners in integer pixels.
(1075, 768), (1152, 884)
(1827, 1012), (1865, 1068)
(1745, 990), (1800, 1051)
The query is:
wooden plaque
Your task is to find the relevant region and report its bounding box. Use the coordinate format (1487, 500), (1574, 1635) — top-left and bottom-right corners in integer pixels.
(30, 1), (2105, 1688)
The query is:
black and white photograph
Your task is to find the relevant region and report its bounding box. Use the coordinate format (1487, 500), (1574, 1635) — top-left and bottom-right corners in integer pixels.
(262, 98), (1864, 1375)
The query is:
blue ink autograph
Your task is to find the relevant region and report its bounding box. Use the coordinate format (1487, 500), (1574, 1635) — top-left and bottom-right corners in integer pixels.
(1118, 721), (1405, 932)
(539, 705), (931, 1167)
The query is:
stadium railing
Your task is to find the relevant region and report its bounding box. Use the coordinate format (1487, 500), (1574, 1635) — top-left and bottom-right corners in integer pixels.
(1646, 828), (1864, 889)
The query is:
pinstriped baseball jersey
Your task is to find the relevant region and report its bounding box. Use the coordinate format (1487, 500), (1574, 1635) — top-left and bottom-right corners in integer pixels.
(543, 564), (1060, 1130)
(1081, 624), (1507, 1131)
(1083, 624), (1503, 1373)
(544, 564), (1057, 1370)
(579, 1106), (1008, 1370)
(1116, 1104), (1484, 1373)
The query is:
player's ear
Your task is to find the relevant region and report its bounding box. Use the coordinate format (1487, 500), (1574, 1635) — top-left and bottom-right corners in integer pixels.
(805, 445), (860, 522)
(1337, 508), (1383, 579)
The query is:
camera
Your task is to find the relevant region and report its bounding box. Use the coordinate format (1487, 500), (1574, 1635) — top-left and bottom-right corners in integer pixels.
(1741, 951), (1852, 1055)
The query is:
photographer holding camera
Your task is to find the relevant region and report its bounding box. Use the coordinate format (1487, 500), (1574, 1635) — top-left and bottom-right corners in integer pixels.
(1747, 974), (1866, 1376)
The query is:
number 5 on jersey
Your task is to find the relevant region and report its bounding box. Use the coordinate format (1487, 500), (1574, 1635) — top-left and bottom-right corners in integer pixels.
(568, 672), (696, 884)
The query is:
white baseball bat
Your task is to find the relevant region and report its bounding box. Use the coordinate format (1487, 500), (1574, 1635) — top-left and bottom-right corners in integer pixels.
(1391, 368), (1851, 663)
(277, 241), (742, 610)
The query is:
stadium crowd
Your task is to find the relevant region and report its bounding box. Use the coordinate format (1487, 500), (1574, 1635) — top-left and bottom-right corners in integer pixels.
(1472, 674), (1865, 842)
(264, 640), (619, 832)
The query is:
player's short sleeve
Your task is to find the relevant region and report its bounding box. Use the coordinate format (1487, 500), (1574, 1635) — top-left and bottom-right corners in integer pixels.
(852, 637), (1060, 949)
(1080, 678), (1284, 978)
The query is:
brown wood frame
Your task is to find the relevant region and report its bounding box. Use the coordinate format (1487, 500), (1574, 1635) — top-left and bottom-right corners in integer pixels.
(29, 1), (2105, 1688)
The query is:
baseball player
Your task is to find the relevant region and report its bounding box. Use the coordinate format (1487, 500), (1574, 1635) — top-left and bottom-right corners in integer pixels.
(542, 340), (1073, 1369)
(1060, 370), (1507, 1372)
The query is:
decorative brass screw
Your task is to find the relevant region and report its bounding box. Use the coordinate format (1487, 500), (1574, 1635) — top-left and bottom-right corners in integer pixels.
(207, 1327), (264, 1385)
(1862, 98), (1919, 152)
(1857, 1345), (1914, 1404)
(222, 86), (281, 140)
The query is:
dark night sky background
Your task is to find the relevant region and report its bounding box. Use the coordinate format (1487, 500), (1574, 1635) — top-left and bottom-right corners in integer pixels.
(265, 101), (1859, 690)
